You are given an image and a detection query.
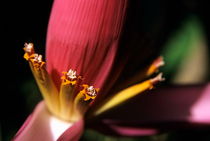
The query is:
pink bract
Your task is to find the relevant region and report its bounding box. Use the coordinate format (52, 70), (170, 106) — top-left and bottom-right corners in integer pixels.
(46, 0), (128, 90)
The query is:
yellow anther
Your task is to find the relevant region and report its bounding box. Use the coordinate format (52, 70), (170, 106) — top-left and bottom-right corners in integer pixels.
(81, 85), (99, 101)
(147, 56), (164, 76)
(32, 54), (42, 63)
(30, 54), (45, 69)
(61, 69), (81, 85)
(23, 43), (45, 68)
(23, 43), (35, 60)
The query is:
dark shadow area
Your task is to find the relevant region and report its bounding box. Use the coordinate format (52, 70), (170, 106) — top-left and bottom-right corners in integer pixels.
(88, 84), (210, 136)
(2, 0), (53, 140)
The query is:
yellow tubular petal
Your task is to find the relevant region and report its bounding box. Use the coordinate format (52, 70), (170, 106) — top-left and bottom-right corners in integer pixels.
(92, 73), (164, 116)
(28, 61), (60, 116)
(59, 83), (75, 121)
(23, 43), (59, 117)
(71, 91), (87, 121)
(71, 84), (99, 121)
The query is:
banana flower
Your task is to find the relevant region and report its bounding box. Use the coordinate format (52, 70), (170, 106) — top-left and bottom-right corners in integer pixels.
(13, 0), (210, 141)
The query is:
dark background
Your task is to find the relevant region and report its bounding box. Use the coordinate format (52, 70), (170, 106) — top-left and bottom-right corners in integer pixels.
(2, 0), (210, 140)
(2, 0), (53, 140)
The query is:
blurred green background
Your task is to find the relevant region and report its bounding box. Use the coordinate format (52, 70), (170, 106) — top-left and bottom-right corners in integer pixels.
(2, 0), (210, 140)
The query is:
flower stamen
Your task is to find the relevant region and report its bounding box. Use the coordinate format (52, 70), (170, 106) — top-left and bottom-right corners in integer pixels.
(86, 86), (97, 97)
(30, 54), (45, 69)
(67, 69), (77, 80)
(91, 73), (164, 116)
(147, 56), (165, 76)
(150, 73), (165, 85)
(70, 85), (99, 120)
(23, 43), (35, 60)
(61, 69), (81, 85)
(31, 54), (43, 63)
(59, 69), (80, 121)
(23, 43), (45, 69)
(23, 43), (59, 117)
(82, 85), (99, 101)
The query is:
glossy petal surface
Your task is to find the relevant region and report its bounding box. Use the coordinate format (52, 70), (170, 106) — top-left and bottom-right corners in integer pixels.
(13, 101), (84, 141)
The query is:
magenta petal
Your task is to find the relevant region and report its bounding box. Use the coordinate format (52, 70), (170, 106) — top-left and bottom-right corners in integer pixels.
(46, 0), (128, 89)
(107, 125), (157, 136)
(13, 101), (84, 141)
(14, 114), (33, 139)
(88, 83), (210, 136)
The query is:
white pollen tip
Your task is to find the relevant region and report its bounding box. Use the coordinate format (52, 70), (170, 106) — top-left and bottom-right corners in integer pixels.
(67, 69), (77, 80)
(151, 73), (165, 84)
(86, 86), (97, 96)
(154, 56), (165, 67)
